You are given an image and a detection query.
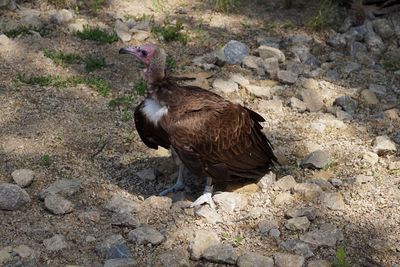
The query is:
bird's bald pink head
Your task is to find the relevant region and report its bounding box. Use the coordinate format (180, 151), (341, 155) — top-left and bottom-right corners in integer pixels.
(119, 44), (158, 66)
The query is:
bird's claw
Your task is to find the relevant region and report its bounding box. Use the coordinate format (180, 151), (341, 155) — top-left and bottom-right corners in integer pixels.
(159, 182), (185, 196)
(190, 192), (216, 209)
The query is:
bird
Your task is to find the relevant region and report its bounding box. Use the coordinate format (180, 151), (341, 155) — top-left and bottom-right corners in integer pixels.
(119, 44), (277, 208)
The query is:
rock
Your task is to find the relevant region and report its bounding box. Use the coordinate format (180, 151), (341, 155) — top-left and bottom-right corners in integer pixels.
(11, 169), (34, 188)
(13, 245), (35, 259)
(224, 40), (249, 64)
(43, 234), (68, 251)
(242, 55), (263, 69)
(258, 99), (283, 112)
(0, 34), (11, 46)
(115, 20), (131, 42)
(257, 36), (282, 48)
(372, 18), (394, 39)
(285, 216), (311, 231)
(360, 89), (379, 105)
(275, 175), (297, 191)
(213, 192), (247, 212)
(307, 259), (331, 267)
(245, 85), (272, 98)
(189, 230), (219, 260)
(237, 252), (274, 267)
(230, 73), (249, 86)
(257, 172), (276, 191)
(103, 258), (136, 267)
(320, 192), (345, 210)
(68, 18), (88, 32)
(289, 97), (307, 112)
(277, 70), (298, 84)
(194, 205), (223, 223)
(105, 194), (141, 213)
(291, 46), (318, 66)
(50, 9), (74, 25)
(306, 178), (334, 191)
(0, 246), (12, 265)
(286, 207), (316, 221)
(368, 84), (387, 97)
(44, 194), (74, 215)
(365, 28), (385, 56)
(327, 33), (347, 49)
(19, 9), (42, 27)
(262, 57), (279, 78)
(96, 235), (131, 259)
(111, 212), (140, 228)
(343, 61), (361, 74)
(336, 109), (353, 121)
(363, 151), (379, 165)
(310, 122), (326, 133)
(300, 223), (343, 247)
(0, 183), (31, 211)
(131, 30), (150, 42)
(0, 0), (10, 8)
(333, 96), (357, 114)
(213, 78), (238, 94)
(129, 20), (150, 31)
(300, 89), (324, 112)
(288, 34), (313, 46)
(384, 109), (400, 120)
(293, 183), (322, 200)
(257, 46), (285, 62)
(78, 210), (101, 223)
(142, 196), (171, 210)
(274, 192), (293, 205)
(269, 228), (281, 238)
(355, 175), (374, 184)
(372, 135), (397, 155)
(302, 78), (319, 90)
(280, 239), (314, 259)
(274, 252), (305, 267)
(38, 179), (81, 200)
(136, 168), (156, 181)
(127, 226), (164, 245)
(202, 244), (238, 264)
(301, 150), (330, 169)
(258, 218), (279, 235)
(155, 248), (190, 267)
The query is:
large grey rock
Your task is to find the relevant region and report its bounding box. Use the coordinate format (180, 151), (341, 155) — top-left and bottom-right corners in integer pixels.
(213, 78), (238, 94)
(257, 46), (285, 62)
(262, 57), (279, 78)
(105, 194), (141, 213)
(68, 18), (88, 32)
(301, 150), (330, 169)
(280, 239), (314, 259)
(258, 218), (279, 235)
(360, 89), (379, 106)
(224, 40), (249, 64)
(237, 252), (274, 267)
(372, 18), (394, 39)
(274, 252), (305, 267)
(11, 169), (34, 187)
(194, 205), (223, 223)
(333, 96), (358, 114)
(343, 61), (361, 74)
(300, 89), (324, 112)
(291, 46), (318, 66)
(155, 248), (190, 267)
(111, 212), (140, 228)
(96, 234), (131, 259)
(202, 244), (238, 264)
(288, 34), (313, 46)
(245, 85), (272, 98)
(142, 196), (171, 210)
(285, 216), (311, 231)
(0, 246), (12, 265)
(257, 36), (282, 48)
(277, 70), (298, 84)
(327, 33), (347, 49)
(307, 260), (330, 267)
(127, 226), (164, 245)
(300, 223), (343, 247)
(286, 207), (316, 221)
(365, 27), (385, 55)
(213, 192), (247, 212)
(368, 84), (387, 98)
(43, 234), (68, 251)
(320, 192), (345, 210)
(289, 97), (307, 112)
(274, 192), (293, 205)
(189, 230), (219, 260)
(0, 183), (31, 211)
(103, 258), (136, 267)
(372, 135), (397, 155)
(242, 55), (263, 69)
(115, 20), (131, 42)
(293, 183), (322, 200)
(44, 194), (74, 215)
(275, 175), (297, 191)
(38, 179), (81, 200)
(19, 9), (42, 27)
(13, 245), (36, 259)
(230, 73), (250, 86)
(257, 172), (276, 191)
(50, 9), (74, 25)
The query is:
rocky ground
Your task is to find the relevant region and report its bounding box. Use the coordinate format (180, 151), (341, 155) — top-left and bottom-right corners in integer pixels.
(1, 0), (400, 266)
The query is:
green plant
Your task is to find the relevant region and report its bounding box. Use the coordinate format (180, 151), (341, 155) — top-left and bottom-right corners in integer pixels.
(332, 247), (350, 267)
(83, 56), (106, 72)
(134, 78), (147, 96)
(152, 19), (188, 44)
(151, 0), (165, 11)
(215, 0), (238, 12)
(78, 76), (110, 96)
(43, 49), (82, 66)
(234, 235), (244, 244)
(381, 59), (400, 71)
(109, 95), (135, 108)
(121, 109), (133, 121)
(75, 25), (118, 44)
(4, 26), (49, 38)
(39, 154), (52, 166)
(166, 55), (177, 71)
(306, 0), (337, 30)
(90, 0), (107, 13)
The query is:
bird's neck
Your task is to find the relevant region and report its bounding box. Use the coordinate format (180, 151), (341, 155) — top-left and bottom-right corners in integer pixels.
(147, 48), (166, 85)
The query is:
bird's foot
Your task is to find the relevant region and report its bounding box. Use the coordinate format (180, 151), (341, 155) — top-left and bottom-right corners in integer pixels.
(159, 182), (185, 196)
(190, 192), (216, 209)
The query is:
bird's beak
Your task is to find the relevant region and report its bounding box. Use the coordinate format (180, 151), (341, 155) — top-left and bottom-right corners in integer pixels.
(119, 47), (138, 56)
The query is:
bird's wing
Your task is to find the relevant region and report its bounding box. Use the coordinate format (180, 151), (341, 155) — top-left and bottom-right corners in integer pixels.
(160, 86), (276, 182)
(134, 101), (170, 150)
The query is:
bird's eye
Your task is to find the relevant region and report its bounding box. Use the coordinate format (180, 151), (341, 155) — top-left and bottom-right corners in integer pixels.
(141, 50), (148, 57)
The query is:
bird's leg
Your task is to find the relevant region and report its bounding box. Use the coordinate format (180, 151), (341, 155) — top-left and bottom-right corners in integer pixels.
(190, 177), (216, 209)
(159, 163), (185, 196)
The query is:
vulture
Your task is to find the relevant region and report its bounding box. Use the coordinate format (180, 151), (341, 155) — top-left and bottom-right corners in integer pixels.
(119, 44), (277, 208)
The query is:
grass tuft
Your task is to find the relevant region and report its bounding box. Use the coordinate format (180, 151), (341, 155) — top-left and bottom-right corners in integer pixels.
(83, 56), (107, 72)
(75, 25), (118, 44)
(332, 247), (350, 267)
(306, 0), (338, 30)
(152, 19), (188, 44)
(166, 55), (177, 72)
(44, 49), (82, 66)
(39, 154), (52, 166)
(4, 25), (49, 38)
